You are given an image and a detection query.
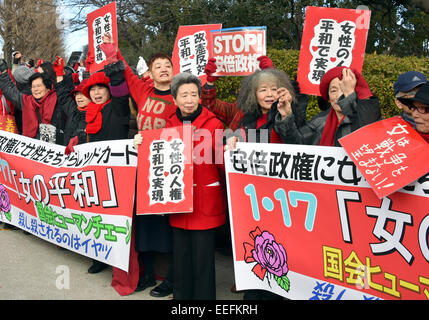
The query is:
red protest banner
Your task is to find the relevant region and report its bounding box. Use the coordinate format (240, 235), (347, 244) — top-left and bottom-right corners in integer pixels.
(0, 132), (137, 272)
(87, 1), (118, 73)
(339, 116), (429, 199)
(136, 125), (193, 215)
(225, 142), (429, 300)
(172, 24), (222, 83)
(210, 26), (266, 77)
(297, 6), (371, 96)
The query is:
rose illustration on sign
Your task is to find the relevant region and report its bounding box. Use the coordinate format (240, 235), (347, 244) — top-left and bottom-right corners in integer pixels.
(243, 227), (290, 293)
(0, 184), (11, 221)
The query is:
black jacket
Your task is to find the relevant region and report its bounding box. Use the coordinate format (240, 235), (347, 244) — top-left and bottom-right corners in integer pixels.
(87, 61), (130, 143)
(55, 73), (87, 145)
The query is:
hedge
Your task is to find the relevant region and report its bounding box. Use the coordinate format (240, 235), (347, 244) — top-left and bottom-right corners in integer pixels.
(214, 49), (429, 120)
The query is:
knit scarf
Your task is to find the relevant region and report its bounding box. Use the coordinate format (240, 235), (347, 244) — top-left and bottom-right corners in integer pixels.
(319, 108), (345, 146)
(176, 104), (202, 123)
(22, 90), (57, 138)
(85, 99), (111, 134)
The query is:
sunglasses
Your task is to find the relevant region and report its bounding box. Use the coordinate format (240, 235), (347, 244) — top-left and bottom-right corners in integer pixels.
(397, 97), (429, 114)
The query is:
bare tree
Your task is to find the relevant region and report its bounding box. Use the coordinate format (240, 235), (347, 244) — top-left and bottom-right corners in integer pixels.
(0, 0), (65, 65)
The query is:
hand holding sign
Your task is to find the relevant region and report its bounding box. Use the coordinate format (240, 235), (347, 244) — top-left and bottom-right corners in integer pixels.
(204, 58), (219, 84)
(100, 33), (118, 64)
(257, 55), (273, 70)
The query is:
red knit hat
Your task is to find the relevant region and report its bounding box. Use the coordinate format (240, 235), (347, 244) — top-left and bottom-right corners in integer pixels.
(71, 79), (89, 97)
(82, 72), (110, 99)
(319, 66), (372, 101)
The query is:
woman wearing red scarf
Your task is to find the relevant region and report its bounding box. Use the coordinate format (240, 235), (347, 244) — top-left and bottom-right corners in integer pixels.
(276, 66), (382, 147)
(0, 59), (65, 144)
(81, 60), (131, 274)
(397, 82), (429, 143)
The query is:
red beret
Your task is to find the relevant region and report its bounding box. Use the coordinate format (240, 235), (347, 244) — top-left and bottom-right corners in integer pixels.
(82, 72), (110, 99)
(319, 66), (372, 101)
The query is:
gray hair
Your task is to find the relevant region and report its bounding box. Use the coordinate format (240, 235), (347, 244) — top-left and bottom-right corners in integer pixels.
(236, 68), (296, 115)
(171, 72), (202, 99)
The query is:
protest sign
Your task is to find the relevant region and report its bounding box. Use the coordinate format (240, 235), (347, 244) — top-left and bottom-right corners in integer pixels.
(87, 1), (118, 73)
(339, 116), (429, 199)
(210, 26), (266, 77)
(225, 142), (429, 300)
(172, 24), (222, 83)
(0, 131), (137, 272)
(67, 51), (83, 68)
(297, 6), (371, 96)
(136, 125), (193, 215)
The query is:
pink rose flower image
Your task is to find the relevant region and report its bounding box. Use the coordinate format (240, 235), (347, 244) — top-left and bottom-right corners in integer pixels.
(243, 227), (290, 292)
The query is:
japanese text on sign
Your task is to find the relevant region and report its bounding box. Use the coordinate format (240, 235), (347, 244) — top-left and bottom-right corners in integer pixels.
(211, 27), (266, 76)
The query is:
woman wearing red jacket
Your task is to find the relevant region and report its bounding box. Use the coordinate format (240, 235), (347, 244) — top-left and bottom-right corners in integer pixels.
(134, 72), (226, 300)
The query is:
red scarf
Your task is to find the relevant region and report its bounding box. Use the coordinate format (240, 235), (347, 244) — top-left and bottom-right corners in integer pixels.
(22, 90), (57, 138)
(85, 99), (111, 134)
(319, 108), (345, 146)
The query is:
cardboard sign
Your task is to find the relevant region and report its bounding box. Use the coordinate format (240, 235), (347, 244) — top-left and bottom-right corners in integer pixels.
(172, 24), (222, 83)
(210, 26), (266, 77)
(297, 6), (371, 96)
(339, 116), (429, 199)
(87, 1), (118, 73)
(225, 142), (429, 300)
(136, 125), (193, 215)
(0, 131), (137, 272)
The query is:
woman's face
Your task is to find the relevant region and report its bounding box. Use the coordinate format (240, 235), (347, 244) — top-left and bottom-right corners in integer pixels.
(31, 77), (50, 99)
(411, 101), (429, 134)
(75, 92), (91, 109)
(328, 77), (343, 113)
(89, 85), (110, 104)
(256, 81), (278, 113)
(174, 83), (200, 117)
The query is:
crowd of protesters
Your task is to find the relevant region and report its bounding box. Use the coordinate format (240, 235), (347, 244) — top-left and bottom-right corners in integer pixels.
(1, 33), (429, 301)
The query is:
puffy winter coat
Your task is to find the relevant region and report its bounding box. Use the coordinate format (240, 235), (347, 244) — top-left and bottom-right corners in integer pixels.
(167, 105), (226, 230)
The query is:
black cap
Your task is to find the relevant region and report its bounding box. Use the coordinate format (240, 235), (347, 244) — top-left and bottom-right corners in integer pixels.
(411, 82), (429, 105)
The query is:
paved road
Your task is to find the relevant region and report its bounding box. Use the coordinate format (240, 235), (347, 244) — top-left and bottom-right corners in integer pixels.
(0, 222), (243, 300)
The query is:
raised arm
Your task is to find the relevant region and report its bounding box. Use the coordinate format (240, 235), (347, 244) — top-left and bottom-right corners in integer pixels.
(0, 59), (23, 110)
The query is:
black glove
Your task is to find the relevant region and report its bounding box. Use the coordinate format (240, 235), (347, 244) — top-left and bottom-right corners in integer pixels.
(0, 59), (8, 73)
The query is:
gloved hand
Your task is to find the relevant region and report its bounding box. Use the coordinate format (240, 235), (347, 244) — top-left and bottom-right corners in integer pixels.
(85, 51), (95, 72)
(136, 56), (149, 77)
(133, 133), (143, 150)
(100, 33), (118, 64)
(53, 56), (65, 76)
(72, 73), (80, 84)
(204, 58), (219, 83)
(257, 55), (274, 70)
(65, 136), (79, 155)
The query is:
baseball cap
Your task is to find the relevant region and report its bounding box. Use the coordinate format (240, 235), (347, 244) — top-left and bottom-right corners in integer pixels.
(410, 82), (429, 105)
(394, 71), (427, 96)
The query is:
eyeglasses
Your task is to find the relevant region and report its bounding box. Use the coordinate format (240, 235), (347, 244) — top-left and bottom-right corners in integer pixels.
(409, 104), (429, 114)
(397, 97), (429, 114)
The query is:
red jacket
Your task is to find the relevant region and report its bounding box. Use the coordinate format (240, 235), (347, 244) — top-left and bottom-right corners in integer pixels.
(167, 106), (226, 230)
